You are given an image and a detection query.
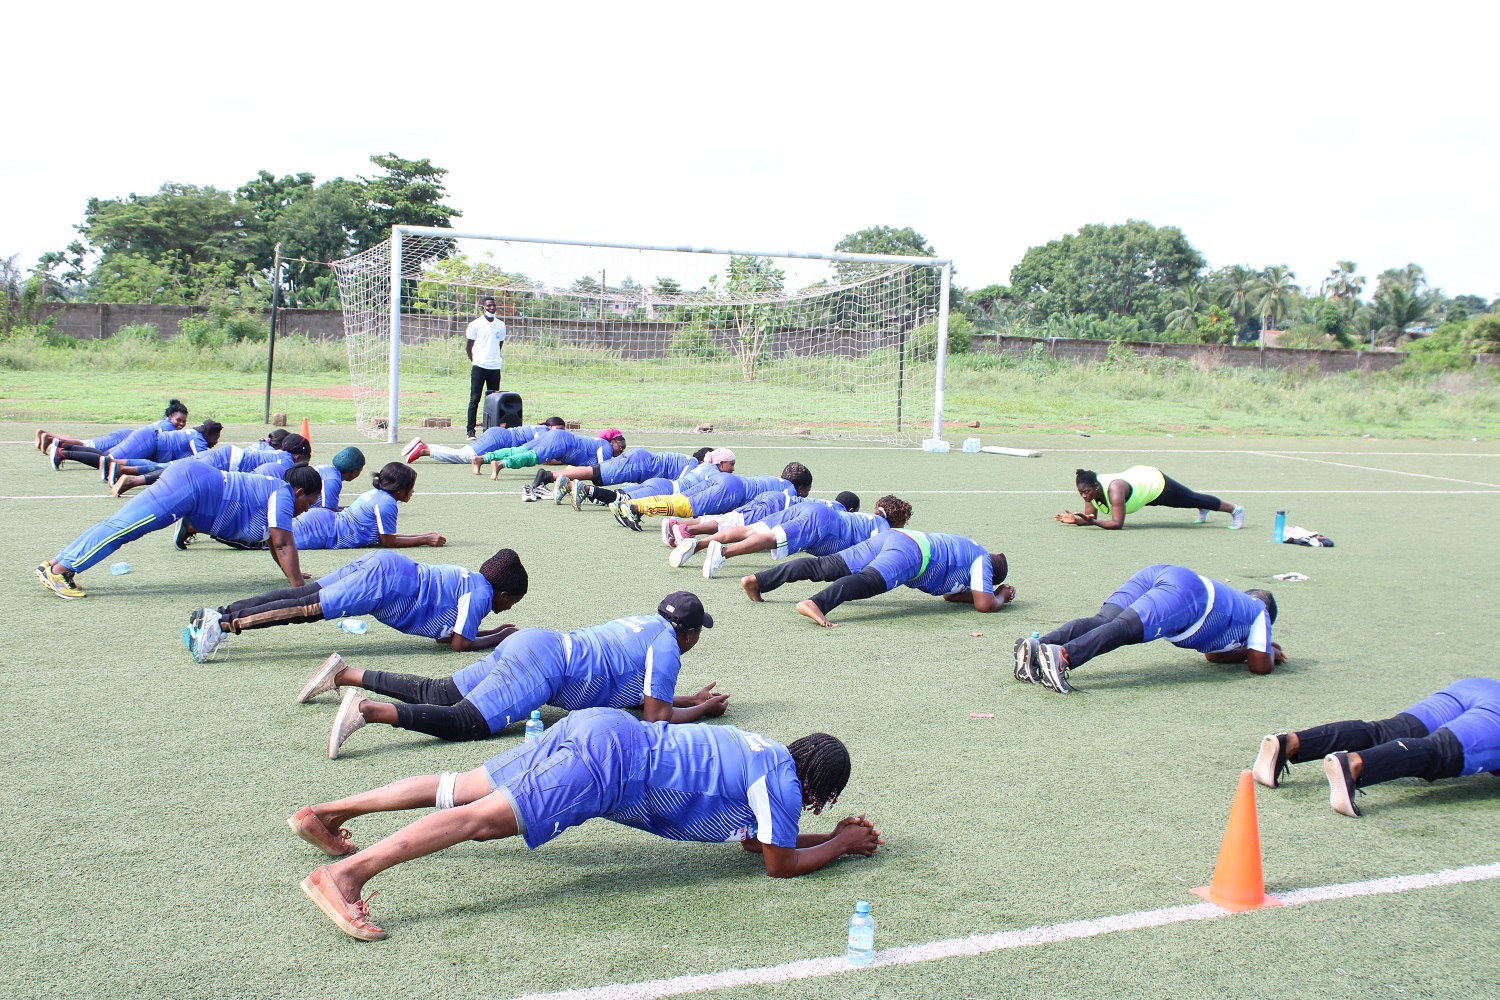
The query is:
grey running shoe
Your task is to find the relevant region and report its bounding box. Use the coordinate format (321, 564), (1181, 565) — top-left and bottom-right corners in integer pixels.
(327, 689), (367, 760)
(1037, 643), (1072, 694)
(1325, 752), (1362, 817)
(554, 476), (570, 505)
(298, 653), (346, 704)
(1013, 636), (1041, 683)
(1230, 505), (1246, 530)
(570, 481), (593, 511)
(1253, 734), (1290, 788)
(193, 611), (227, 663)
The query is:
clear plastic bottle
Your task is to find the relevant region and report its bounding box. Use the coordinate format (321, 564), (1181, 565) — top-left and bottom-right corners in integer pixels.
(336, 619), (369, 635)
(109, 562), (131, 575)
(847, 900), (875, 965)
(524, 710), (544, 743)
(1273, 510), (1287, 544)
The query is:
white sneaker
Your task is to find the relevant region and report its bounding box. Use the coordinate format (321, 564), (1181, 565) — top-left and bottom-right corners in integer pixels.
(661, 517), (679, 547)
(1195, 509), (1209, 524)
(1230, 505), (1246, 530)
(328, 689), (367, 759)
(532, 484), (556, 501)
(297, 653), (345, 703)
(520, 485), (538, 503)
(400, 437), (424, 463)
(669, 536), (698, 568)
(702, 539), (727, 579)
(193, 610), (227, 663)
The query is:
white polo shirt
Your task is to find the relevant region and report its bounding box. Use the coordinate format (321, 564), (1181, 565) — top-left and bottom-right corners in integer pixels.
(466, 315), (507, 370)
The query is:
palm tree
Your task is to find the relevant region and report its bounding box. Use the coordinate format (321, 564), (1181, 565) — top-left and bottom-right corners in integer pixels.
(1218, 265), (1255, 342)
(1251, 265), (1299, 347)
(1321, 260), (1365, 303)
(1165, 282), (1206, 334)
(1371, 284), (1433, 346)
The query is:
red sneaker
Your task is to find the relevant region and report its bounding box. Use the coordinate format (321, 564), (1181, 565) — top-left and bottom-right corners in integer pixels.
(300, 866), (386, 941)
(287, 806), (357, 856)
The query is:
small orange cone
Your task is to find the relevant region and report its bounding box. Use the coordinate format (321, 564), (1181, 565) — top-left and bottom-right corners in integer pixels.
(1190, 770), (1283, 912)
(300, 417), (312, 447)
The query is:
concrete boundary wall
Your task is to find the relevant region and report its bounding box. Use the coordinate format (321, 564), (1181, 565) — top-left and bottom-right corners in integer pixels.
(23, 303), (346, 341)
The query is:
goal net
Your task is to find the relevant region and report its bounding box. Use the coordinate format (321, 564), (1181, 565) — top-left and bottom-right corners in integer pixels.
(331, 229), (951, 444)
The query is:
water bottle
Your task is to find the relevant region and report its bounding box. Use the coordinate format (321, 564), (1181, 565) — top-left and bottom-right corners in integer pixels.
(1273, 510), (1286, 544)
(1032, 631), (1041, 642)
(921, 438), (951, 453)
(847, 900), (875, 965)
(962, 437), (981, 453)
(109, 562), (131, 575)
(524, 710), (544, 743)
(336, 619), (369, 635)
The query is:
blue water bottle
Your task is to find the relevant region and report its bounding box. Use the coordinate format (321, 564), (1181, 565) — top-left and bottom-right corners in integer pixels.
(847, 900), (875, 966)
(525, 710), (544, 743)
(1273, 510), (1286, 544)
(336, 619), (369, 635)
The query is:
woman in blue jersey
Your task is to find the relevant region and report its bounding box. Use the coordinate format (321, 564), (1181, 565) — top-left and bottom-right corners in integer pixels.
(38, 398), (187, 461)
(743, 527), (1013, 627)
(188, 548), (529, 660)
(312, 448), (367, 510)
(1013, 564), (1285, 695)
(36, 464), (322, 599)
(289, 711), (880, 940)
(53, 418), (222, 475)
(1252, 677), (1500, 817)
(292, 462), (446, 551)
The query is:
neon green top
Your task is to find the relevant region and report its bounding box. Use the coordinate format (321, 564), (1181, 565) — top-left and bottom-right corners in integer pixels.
(1090, 465), (1166, 516)
(894, 528), (932, 577)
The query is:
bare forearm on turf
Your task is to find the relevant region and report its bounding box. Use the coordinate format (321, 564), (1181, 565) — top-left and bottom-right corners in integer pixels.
(269, 529), (304, 586)
(378, 532), (447, 549)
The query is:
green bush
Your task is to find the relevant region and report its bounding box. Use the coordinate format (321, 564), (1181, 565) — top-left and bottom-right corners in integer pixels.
(669, 323), (728, 361)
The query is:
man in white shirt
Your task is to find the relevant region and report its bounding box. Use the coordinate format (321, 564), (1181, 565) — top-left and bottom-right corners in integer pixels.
(465, 296), (507, 439)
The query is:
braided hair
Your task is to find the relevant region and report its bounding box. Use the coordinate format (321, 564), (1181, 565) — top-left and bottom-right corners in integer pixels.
(781, 462), (813, 494)
(164, 398), (188, 419)
(788, 732), (850, 813)
(372, 461), (417, 496)
(480, 548), (529, 599)
(873, 494), (912, 528)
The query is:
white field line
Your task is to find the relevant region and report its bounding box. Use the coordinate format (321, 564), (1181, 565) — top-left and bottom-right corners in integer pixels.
(510, 862), (1500, 1000)
(1254, 451), (1500, 489)
(5, 489), (1500, 503)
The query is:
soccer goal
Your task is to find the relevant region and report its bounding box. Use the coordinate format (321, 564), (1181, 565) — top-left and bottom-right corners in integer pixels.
(331, 227), (952, 444)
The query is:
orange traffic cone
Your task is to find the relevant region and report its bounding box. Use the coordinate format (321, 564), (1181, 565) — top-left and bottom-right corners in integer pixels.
(300, 417), (311, 447)
(1190, 770), (1283, 912)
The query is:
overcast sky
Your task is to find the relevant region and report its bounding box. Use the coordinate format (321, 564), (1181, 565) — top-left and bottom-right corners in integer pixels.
(4, 1), (1496, 298)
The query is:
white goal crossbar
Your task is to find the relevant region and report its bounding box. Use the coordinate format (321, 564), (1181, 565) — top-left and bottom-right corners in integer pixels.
(355, 226), (953, 444)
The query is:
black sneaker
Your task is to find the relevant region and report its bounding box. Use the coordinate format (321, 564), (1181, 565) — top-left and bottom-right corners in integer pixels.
(173, 519), (196, 550)
(1253, 734), (1290, 788)
(1012, 637), (1041, 683)
(1325, 752), (1362, 817)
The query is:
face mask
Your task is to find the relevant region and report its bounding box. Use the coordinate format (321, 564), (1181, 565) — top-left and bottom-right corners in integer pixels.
(484, 311), (496, 320)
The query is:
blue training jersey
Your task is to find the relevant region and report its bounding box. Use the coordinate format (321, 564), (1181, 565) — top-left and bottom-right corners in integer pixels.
(610, 720), (805, 848)
(674, 462), (721, 491)
(199, 472), (296, 544)
(191, 444), (274, 473)
(555, 614), (683, 710)
(335, 488), (399, 547)
(821, 509), (885, 553)
(910, 531), (994, 597)
(314, 464), (345, 509)
(473, 423), (544, 454)
(601, 449), (696, 485)
(153, 428), (209, 462)
(350, 553), (495, 640)
(739, 475), (793, 496)
(1172, 577), (1272, 654)
(251, 451), (296, 477)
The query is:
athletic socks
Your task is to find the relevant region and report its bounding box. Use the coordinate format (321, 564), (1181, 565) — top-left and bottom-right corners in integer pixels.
(391, 701), (493, 742)
(1292, 713), (1429, 763)
(359, 670), (463, 706)
(531, 469), (555, 488)
(592, 487), (619, 504)
(1355, 728), (1464, 786)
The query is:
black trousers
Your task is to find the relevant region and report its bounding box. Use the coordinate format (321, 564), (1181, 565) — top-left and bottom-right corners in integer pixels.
(1150, 474), (1224, 512)
(466, 365), (501, 435)
(1041, 604), (1145, 668)
(1291, 713), (1465, 786)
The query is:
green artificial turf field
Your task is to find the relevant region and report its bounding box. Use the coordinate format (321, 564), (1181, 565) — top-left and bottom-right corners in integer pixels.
(3, 425), (1498, 999)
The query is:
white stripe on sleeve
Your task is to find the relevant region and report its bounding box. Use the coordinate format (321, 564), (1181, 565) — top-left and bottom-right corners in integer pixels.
(1248, 610), (1271, 653)
(266, 491), (281, 530)
(747, 775), (773, 844)
(643, 645), (655, 701)
(452, 591), (472, 639)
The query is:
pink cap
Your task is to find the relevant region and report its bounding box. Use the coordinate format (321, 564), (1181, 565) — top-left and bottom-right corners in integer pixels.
(707, 448), (736, 464)
(598, 429), (623, 441)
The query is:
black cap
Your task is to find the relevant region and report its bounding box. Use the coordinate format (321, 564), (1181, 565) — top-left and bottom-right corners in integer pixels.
(658, 591), (713, 630)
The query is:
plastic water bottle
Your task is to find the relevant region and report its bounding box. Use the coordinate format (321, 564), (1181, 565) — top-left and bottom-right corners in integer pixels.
(961, 437), (981, 453)
(109, 562), (131, 575)
(1032, 630), (1041, 642)
(847, 901), (875, 965)
(524, 711), (544, 743)
(1273, 510), (1287, 544)
(921, 438), (951, 453)
(336, 619), (369, 635)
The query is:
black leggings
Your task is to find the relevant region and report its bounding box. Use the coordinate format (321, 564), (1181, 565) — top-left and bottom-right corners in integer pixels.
(1041, 603), (1145, 668)
(59, 445), (107, 469)
(1292, 713), (1465, 786)
(360, 670), (493, 742)
(753, 555), (889, 614)
(220, 583), (324, 631)
(1149, 474), (1223, 512)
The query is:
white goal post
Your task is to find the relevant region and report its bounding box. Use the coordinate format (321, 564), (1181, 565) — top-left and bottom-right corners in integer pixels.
(332, 226), (952, 445)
